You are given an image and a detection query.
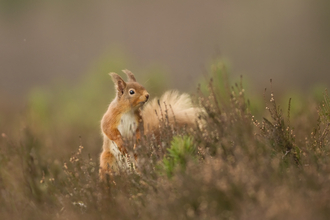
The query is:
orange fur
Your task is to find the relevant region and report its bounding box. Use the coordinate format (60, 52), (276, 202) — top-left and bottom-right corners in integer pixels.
(100, 70), (149, 179)
(99, 150), (117, 180)
(99, 70), (201, 179)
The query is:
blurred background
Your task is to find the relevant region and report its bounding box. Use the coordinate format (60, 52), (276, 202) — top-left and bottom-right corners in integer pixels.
(0, 0), (330, 156)
(1, 0), (330, 102)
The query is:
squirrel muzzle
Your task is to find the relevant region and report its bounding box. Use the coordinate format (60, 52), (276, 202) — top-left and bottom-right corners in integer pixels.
(139, 92), (150, 104)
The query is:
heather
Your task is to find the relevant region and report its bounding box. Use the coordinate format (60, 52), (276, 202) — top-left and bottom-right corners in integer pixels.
(1, 61), (330, 220)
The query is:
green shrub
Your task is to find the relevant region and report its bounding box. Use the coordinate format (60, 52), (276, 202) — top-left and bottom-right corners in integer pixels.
(162, 135), (197, 177)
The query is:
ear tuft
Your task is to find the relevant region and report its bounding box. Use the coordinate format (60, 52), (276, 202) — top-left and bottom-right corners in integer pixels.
(109, 72), (121, 82)
(122, 69), (137, 82)
(109, 72), (126, 97)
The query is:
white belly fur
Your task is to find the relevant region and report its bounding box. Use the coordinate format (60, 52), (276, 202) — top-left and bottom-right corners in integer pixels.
(105, 111), (138, 172)
(117, 110), (138, 139)
(109, 139), (128, 171)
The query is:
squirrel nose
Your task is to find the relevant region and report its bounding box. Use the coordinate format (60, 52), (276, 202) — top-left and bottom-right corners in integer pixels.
(145, 94), (150, 100)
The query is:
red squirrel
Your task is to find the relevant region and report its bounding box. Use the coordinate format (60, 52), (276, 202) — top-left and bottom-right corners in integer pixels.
(100, 70), (200, 178)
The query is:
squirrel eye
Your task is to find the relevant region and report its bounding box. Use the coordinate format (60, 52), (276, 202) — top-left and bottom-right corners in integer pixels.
(129, 89), (135, 95)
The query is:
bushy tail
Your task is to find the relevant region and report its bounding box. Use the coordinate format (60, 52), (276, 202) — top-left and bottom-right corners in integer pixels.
(142, 90), (202, 135)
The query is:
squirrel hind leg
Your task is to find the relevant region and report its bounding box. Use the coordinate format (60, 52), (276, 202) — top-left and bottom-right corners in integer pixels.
(99, 151), (118, 181)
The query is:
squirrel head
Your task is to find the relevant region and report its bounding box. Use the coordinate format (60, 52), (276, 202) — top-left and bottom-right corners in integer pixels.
(109, 69), (150, 109)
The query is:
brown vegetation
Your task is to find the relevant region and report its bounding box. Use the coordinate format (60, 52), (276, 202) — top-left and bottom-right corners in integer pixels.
(0, 63), (330, 219)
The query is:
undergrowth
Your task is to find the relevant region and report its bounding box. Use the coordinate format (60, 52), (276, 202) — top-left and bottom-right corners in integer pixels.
(1, 62), (330, 220)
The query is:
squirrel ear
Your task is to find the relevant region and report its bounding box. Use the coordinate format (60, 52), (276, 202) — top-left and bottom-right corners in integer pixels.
(122, 69), (137, 82)
(109, 72), (126, 97)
